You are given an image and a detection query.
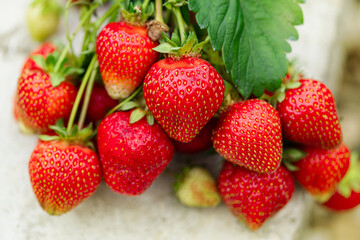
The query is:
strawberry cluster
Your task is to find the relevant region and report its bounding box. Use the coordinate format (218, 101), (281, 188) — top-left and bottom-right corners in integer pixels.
(14, 0), (360, 231)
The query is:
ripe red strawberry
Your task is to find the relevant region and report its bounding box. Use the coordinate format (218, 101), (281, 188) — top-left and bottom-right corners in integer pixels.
(218, 161), (295, 230)
(97, 110), (174, 195)
(22, 42), (56, 72)
(174, 117), (218, 154)
(277, 79), (342, 149)
(212, 99), (282, 173)
(29, 140), (102, 215)
(323, 191), (360, 211)
(15, 69), (77, 134)
(85, 83), (118, 123)
(323, 152), (360, 211)
(292, 143), (350, 202)
(143, 57), (225, 143)
(96, 21), (159, 99)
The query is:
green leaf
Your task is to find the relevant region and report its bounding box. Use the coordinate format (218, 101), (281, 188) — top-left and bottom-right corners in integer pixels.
(63, 66), (84, 76)
(129, 108), (146, 124)
(171, 31), (181, 46)
(146, 114), (154, 125)
(49, 72), (66, 87)
(38, 135), (60, 142)
(285, 81), (302, 89)
(189, 0), (304, 98)
(31, 55), (47, 71)
(153, 43), (177, 53)
(120, 101), (139, 111)
(178, 32), (198, 55)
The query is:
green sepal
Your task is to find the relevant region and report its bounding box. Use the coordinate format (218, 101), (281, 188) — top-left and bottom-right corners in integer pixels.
(120, 0), (154, 23)
(120, 101), (139, 111)
(154, 31), (208, 56)
(49, 72), (66, 87)
(38, 135), (60, 142)
(282, 147), (306, 172)
(31, 55), (48, 70)
(129, 108), (146, 124)
(146, 113), (154, 126)
(285, 81), (302, 89)
(337, 152), (360, 198)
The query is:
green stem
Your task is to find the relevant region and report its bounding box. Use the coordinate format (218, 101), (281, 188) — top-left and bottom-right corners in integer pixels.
(107, 87), (143, 115)
(173, 8), (186, 43)
(67, 55), (97, 133)
(94, 3), (119, 29)
(142, 0), (150, 11)
(54, 3), (99, 73)
(78, 62), (98, 130)
(155, 0), (164, 23)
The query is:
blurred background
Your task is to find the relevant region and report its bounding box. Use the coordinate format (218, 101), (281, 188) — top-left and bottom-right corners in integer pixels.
(1, 0), (360, 239)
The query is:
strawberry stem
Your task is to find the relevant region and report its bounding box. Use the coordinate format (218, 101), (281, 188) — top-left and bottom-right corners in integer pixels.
(67, 55), (97, 133)
(54, 3), (99, 73)
(107, 87), (143, 116)
(77, 61), (98, 130)
(155, 0), (164, 23)
(173, 7), (187, 43)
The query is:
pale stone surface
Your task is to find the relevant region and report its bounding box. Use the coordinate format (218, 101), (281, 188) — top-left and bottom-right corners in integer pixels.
(0, 0), (352, 239)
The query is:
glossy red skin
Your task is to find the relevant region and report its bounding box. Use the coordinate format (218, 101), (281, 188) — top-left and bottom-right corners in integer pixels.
(212, 99), (282, 173)
(323, 190), (360, 211)
(22, 42), (56, 72)
(174, 117), (218, 154)
(29, 140), (102, 215)
(143, 57), (225, 143)
(218, 161), (294, 230)
(86, 83), (118, 123)
(15, 69), (77, 133)
(97, 111), (174, 196)
(293, 144), (350, 196)
(96, 21), (159, 99)
(277, 79), (342, 149)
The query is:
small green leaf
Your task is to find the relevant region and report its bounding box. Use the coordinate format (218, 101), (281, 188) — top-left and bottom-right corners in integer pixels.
(283, 161), (299, 172)
(45, 54), (57, 68)
(171, 31), (181, 46)
(192, 36), (210, 54)
(153, 43), (176, 53)
(283, 147), (306, 162)
(120, 101), (139, 111)
(39, 135), (60, 142)
(63, 66), (84, 76)
(31, 55), (47, 70)
(146, 114), (154, 125)
(49, 72), (66, 87)
(161, 32), (177, 47)
(285, 81), (302, 89)
(277, 92), (286, 103)
(178, 32), (198, 55)
(129, 108), (146, 124)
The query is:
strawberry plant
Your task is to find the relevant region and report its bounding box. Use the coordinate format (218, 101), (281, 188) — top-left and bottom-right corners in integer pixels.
(14, 0), (358, 232)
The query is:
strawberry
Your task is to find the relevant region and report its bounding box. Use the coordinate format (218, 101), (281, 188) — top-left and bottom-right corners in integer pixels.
(174, 166), (221, 207)
(15, 69), (77, 134)
(174, 117), (218, 154)
(277, 79), (342, 149)
(292, 143), (350, 202)
(85, 83), (118, 123)
(26, 0), (62, 42)
(212, 99), (282, 173)
(323, 152), (360, 211)
(97, 110), (174, 195)
(29, 140), (102, 215)
(96, 21), (159, 99)
(143, 57), (225, 143)
(22, 42), (56, 72)
(218, 161), (295, 230)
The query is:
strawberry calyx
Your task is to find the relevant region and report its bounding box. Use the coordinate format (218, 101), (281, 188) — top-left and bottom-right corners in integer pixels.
(31, 45), (84, 87)
(121, 0), (154, 25)
(153, 31), (210, 58)
(220, 80), (242, 112)
(336, 152), (360, 198)
(261, 63), (303, 108)
(39, 119), (95, 149)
